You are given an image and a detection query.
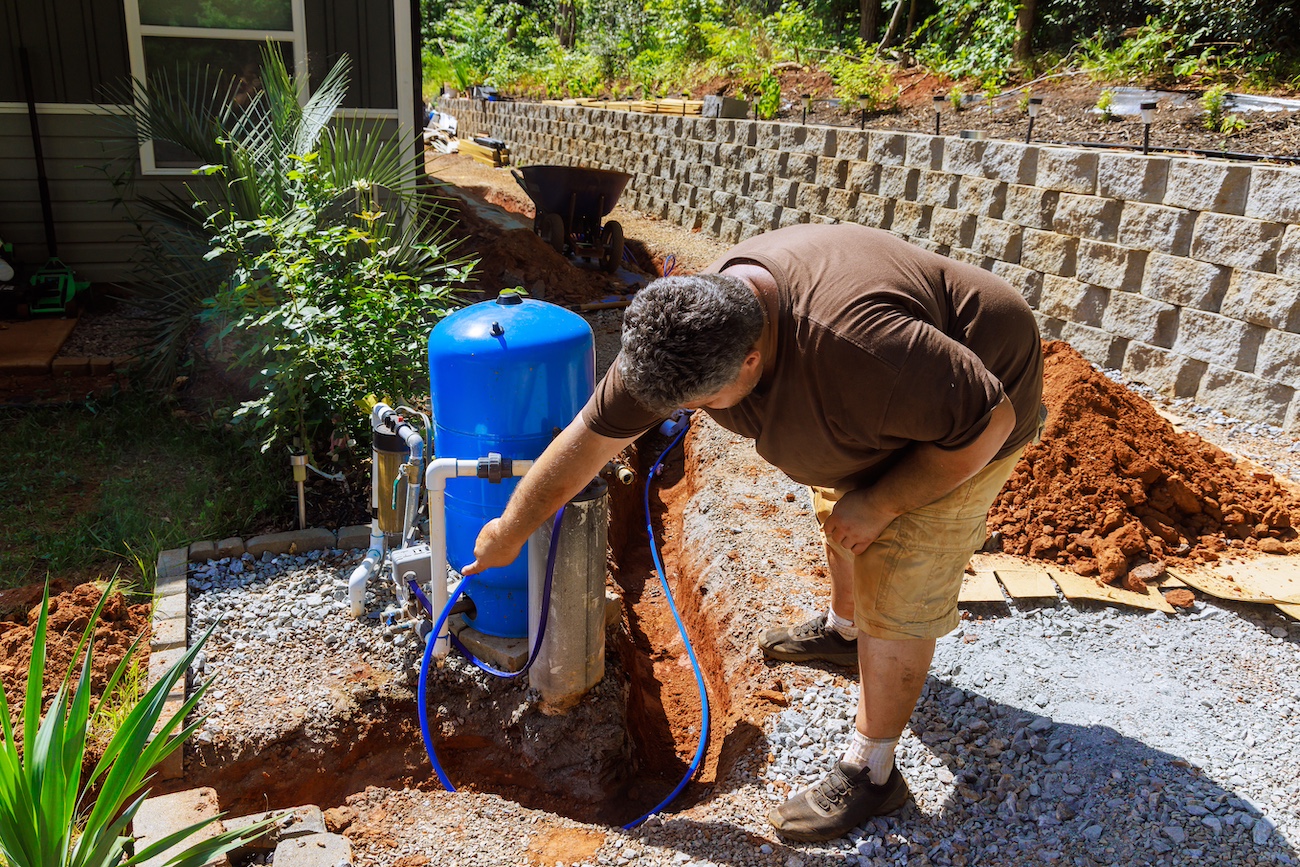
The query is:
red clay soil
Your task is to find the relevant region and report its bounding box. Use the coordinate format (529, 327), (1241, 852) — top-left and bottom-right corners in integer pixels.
(988, 341), (1300, 590)
(0, 581), (151, 713)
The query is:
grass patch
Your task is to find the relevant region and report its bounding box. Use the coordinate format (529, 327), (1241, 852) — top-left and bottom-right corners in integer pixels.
(0, 391), (286, 592)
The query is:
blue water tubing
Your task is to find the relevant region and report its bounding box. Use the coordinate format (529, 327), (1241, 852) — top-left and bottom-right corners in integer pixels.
(414, 420), (709, 829)
(621, 418), (710, 830)
(416, 505), (566, 790)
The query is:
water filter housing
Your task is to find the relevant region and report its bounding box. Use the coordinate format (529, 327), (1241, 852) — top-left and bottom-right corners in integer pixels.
(427, 294), (595, 638)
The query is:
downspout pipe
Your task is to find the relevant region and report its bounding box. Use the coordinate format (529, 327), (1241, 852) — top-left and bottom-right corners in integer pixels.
(424, 454), (535, 658)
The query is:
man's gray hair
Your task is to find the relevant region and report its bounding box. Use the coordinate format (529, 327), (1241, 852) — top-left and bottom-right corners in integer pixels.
(618, 273), (765, 415)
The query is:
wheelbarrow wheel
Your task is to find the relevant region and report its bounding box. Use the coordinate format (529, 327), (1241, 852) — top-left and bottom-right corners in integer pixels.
(599, 221), (624, 273)
(539, 213), (566, 255)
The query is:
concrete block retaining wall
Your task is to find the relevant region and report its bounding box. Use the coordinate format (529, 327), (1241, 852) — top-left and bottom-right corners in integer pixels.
(442, 98), (1300, 434)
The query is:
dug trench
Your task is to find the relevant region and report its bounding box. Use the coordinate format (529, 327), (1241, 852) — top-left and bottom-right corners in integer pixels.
(180, 431), (751, 829)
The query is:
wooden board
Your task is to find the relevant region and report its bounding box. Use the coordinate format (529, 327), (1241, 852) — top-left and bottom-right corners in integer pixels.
(1211, 557), (1300, 603)
(1277, 603), (1300, 621)
(457, 138), (510, 167)
(981, 553), (1058, 599)
(959, 566), (1006, 604)
(0, 317), (78, 372)
(1166, 564), (1279, 603)
(1044, 565), (1175, 613)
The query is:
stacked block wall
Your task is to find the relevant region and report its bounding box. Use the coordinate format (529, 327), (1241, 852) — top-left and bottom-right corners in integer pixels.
(442, 98), (1300, 434)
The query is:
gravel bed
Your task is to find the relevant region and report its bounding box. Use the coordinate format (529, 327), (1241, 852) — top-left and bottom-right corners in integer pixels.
(752, 598), (1300, 866)
(177, 376), (1300, 866)
(187, 548), (420, 747)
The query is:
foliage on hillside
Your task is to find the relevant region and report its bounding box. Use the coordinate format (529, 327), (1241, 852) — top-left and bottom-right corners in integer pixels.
(420, 0), (1300, 101)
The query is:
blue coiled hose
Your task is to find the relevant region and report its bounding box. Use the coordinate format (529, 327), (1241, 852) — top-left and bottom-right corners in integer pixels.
(416, 504), (566, 790)
(621, 417), (710, 830)
(415, 419), (709, 829)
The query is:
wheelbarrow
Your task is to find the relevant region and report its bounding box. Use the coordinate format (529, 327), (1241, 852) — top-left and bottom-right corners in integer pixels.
(513, 165), (631, 272)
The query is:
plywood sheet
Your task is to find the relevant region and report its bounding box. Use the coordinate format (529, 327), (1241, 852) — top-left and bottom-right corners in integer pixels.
(959, 568), (1006, 604)
(983, 554), (1058, 599)
(1276, 603), (1300, 621)
(1166, 565), (1278, 603)
(1044, 565), (1175, 613)
(1212, 557), (1300, 603)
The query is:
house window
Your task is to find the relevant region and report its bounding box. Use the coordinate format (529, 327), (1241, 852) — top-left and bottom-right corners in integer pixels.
(123, 0), (307, 173)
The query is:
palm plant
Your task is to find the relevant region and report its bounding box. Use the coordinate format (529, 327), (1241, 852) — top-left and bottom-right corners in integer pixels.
(105, 42), (466, 387)
(0, 583), (273, 867)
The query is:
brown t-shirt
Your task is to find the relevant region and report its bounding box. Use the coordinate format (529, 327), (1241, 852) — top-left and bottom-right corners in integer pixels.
(581, 224), (1044, 490)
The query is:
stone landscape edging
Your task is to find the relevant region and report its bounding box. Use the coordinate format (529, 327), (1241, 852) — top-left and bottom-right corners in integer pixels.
(441, 97), (1300, 434)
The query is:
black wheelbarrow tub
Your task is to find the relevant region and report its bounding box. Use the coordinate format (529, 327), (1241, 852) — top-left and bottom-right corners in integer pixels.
(514, 165), (632, 220)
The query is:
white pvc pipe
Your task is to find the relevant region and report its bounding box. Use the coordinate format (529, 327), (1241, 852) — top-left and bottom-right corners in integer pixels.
(348, 521), (386, 617)
(424, 457), (534, 658)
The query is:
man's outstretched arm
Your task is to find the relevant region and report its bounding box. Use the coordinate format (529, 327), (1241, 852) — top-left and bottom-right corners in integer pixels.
(463, 416), (639, 575)
(823, 394), (1017, 555)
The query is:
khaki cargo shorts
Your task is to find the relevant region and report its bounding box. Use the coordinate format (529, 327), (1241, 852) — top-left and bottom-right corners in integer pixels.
(811, 447), (1025, 641)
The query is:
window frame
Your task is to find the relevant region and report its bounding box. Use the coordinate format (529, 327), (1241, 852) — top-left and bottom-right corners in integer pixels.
(122, 0), (310, 176)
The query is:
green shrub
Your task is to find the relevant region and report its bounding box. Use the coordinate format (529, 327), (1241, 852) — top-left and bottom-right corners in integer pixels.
(824, 43), (898, 114)
(755, 73), (782, 120)
(912, 0), (1019, 83)
(1202, 84), (1247, 134)
(1201, 83), (1228, 129)
(204, 162), (472, 453)
(1079, 18), (1210, 82)
(107, 44), (468, 463)
(948, 84), (966, 112)
(1096, 88), (1116, 121)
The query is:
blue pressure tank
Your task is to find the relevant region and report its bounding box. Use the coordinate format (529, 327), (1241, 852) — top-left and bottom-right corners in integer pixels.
(428, 295), (595, 638)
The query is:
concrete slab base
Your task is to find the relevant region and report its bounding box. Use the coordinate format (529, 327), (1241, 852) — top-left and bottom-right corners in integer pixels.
(448, 614), (529, 671)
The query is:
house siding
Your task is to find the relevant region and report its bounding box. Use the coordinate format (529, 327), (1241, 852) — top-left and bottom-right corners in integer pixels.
(1, 0), (130, 104)
(1, 0), (407, 284)
(0, 111), (186, 282)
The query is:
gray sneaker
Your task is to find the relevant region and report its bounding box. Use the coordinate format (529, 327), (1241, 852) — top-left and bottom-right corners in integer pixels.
(758, 614), (858, 666)
(769, 761), (910, 842)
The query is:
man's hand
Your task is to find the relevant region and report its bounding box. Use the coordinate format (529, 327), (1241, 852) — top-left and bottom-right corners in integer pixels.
(823, 488), (900, 555)
(823, 395), (1019, 556)
(462, 518), (520, 576)
(456, 417), (636, 578)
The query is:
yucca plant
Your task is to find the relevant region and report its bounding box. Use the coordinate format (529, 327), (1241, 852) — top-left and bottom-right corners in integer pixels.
(0, 584), (272, 867)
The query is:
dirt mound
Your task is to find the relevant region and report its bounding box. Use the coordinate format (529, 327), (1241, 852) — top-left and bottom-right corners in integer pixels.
(0, 581), (151, 710)
(988, 341), (1299, 589)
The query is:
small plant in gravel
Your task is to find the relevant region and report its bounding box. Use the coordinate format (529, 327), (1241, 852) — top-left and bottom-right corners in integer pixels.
(0, 583), (274, 867)
(1096, 88), (1116, 122)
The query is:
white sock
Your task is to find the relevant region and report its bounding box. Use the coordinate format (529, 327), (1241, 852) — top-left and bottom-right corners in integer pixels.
(842, 730), (899, 785)
(826, 606), (858, 640)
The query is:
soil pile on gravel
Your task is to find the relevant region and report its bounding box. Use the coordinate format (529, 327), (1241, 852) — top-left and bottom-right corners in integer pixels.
(988, 341), (1299, 589)
(0, 582), (151, 708)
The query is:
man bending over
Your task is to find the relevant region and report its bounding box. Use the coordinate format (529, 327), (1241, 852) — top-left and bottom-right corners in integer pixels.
(465, 223), (1044, 842)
